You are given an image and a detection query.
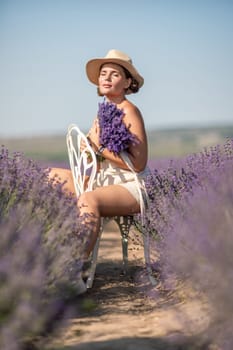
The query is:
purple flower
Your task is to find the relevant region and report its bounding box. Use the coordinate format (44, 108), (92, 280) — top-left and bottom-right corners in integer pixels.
(98, 100), (138, 154)
(0, 147), (93, 348)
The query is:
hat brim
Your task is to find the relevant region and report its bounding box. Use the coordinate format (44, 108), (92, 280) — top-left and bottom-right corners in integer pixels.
(86, 58), (144, 91)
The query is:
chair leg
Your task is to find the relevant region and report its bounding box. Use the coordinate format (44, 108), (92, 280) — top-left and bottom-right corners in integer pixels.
(85, 216), (157, 289)
(121, 233), (128, 273)
(142, 228), (157, 286)
(86, 222), (103, 289)
(115, 216), (133, 274)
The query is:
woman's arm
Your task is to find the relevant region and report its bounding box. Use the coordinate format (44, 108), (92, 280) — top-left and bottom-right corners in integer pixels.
(87, 103), (148, 172)
(122, 103), (148, 172)
(87, 124), (130, 170)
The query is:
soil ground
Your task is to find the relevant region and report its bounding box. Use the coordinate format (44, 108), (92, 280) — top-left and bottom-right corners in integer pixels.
(46, 222), (214, 350)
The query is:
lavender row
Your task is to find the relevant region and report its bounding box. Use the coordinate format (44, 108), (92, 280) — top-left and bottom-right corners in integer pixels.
(143, 138), (233, 349)
(0, 147), (90, 349)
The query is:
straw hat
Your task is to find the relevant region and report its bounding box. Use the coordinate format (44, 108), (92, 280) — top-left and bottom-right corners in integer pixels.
(86, 49), (144, 92)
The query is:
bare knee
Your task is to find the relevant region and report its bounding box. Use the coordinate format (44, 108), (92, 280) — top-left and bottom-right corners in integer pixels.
(78, 192), (100, 216)
(46, 168), (60, 182)
(46, 167), (75, 194)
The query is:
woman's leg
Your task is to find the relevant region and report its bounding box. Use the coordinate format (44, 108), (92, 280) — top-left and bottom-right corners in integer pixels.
(47, 169), (139, 258)
(78, 185), (140, 257)
(47, 167), (76, 195)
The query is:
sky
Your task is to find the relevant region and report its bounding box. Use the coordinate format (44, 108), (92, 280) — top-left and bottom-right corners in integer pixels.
(0, 0), (233, 137)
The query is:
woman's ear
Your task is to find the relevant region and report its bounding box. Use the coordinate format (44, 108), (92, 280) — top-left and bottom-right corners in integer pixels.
(125, 78), (132, 89)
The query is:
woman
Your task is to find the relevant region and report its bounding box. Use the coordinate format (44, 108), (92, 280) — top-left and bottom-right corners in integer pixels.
(49, 49), (150, 261)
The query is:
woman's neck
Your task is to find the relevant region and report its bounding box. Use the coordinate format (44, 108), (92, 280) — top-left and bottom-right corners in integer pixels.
(104, 94), (126, 105)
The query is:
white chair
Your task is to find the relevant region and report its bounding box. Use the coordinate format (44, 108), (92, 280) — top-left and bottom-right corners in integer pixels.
(66, 124), (156, 290)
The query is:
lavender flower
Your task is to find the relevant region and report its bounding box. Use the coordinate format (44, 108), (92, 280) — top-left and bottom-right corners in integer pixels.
(160, 161), (233, 349)
(140, 139), (233, 349)
(98, 100), (138, 154)
(0, 147), (93, 348)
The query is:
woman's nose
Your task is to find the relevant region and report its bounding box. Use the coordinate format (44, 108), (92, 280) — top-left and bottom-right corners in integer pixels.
(104, 74), (111, 81)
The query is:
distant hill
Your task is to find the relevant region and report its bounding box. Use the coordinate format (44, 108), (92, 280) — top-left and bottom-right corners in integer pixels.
(147, 125), (233, 158)
(1, 125), (233, 162)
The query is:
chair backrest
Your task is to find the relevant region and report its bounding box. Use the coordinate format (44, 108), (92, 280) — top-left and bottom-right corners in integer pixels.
(66, 124), (97, 197)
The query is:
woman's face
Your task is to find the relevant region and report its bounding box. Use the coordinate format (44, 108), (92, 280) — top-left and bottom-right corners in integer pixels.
(98, 63), (131, 97)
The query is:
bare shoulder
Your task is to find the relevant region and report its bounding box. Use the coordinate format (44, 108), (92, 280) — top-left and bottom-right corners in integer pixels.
(121, 100), (144, 124)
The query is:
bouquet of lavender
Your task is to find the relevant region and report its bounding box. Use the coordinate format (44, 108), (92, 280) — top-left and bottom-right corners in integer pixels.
(98, 100), (138, 154)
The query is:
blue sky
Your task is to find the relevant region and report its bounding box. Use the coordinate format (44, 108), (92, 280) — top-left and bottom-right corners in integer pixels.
(0, 0), (233, 137)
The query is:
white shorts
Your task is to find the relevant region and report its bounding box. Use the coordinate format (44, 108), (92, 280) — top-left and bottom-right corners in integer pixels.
(93, 158), (150, 205)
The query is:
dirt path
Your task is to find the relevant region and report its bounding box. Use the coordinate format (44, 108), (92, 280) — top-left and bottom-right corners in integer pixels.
(47, 223), (213, 350)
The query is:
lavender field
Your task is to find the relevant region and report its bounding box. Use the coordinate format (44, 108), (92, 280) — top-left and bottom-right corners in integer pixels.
(0, 131), (233, 349)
